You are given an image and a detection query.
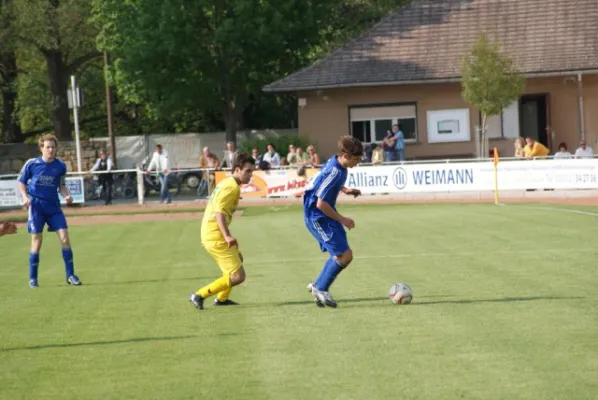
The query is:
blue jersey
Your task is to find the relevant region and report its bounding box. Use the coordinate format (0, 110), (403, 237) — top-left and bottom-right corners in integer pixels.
(18, 157), (67, 204)
(303, 156), (347, 221)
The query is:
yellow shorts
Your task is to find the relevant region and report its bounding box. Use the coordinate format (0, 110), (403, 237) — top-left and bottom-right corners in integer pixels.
(203, 240), (243, 275)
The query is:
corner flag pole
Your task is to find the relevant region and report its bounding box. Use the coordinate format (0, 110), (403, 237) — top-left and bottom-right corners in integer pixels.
(493, 147), (499, 205)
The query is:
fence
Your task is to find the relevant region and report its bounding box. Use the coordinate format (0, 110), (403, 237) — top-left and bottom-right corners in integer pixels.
(1, 155), (597, 209)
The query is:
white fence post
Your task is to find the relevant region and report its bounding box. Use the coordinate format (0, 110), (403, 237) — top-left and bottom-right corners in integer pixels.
(137, 167), (145, 205)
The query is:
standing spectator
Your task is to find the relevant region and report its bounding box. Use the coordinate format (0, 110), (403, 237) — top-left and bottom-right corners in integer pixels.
(295, 146), (309, 166)
(371, 143), (384, 165)
(146, 144), (172, 204)
(263, 143), (281, 167)
(90, 150), (114, 205)
(0, 221), (17, 237)
(382, 131), (395, 162)
(287, 144), (298, 167)
(574, 140), (593, 158)
(524, 137), (549, 158)
(554, 143), (572, 159)
(251, 148), (263, 168)
(199, 147), (219, 196)
(306, 145), (321, 166)
(514, 137), (526, 158)
(220, 141), (238, 169)
(392, 124), (406, 161)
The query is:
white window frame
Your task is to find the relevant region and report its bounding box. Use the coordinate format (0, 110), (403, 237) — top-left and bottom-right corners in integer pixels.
(350, 116), (418, 145)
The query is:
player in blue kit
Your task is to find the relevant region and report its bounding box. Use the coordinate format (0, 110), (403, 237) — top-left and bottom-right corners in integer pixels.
(303, 136), (363, 308)
(17, 134), (82, 288)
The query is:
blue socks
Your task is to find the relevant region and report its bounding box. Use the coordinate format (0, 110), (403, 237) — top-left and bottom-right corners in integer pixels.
(314, 257), (344, 291)
(29, 253), (39, 280)
(62, 248), (74, 278)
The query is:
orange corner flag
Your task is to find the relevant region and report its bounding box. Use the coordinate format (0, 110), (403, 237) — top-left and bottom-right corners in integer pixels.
(493, 148), (499, 167)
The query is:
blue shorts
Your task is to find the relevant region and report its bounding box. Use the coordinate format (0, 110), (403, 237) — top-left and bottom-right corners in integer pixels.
(27, 197), (68, 234)
(305, 217), (349, 257)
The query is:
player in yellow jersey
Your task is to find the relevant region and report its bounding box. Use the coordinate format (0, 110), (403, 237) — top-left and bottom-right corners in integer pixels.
(189, 152), (255, 310)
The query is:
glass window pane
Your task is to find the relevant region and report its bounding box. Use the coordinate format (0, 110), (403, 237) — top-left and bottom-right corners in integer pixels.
(398, 118), (417, 141)
(351, 121), (367, 143)
(374, 119), (392, 142)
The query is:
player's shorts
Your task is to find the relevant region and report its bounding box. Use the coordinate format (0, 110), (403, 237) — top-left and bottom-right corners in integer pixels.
(202, 240), (243, 275)
(27, 197), (68, 234)
(305, 217), (349, 257)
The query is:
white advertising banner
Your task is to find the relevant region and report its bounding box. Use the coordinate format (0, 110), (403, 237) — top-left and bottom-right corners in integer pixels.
(0, 177), (86, 207)
(344, 159), (598, 194)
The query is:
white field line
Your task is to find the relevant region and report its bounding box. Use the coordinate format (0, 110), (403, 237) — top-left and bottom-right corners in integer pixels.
(509, 205), (598, 218)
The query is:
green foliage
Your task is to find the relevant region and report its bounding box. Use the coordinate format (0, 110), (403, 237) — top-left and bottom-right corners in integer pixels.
(461, 32), (524, 117)
(239, 134), (312, 158)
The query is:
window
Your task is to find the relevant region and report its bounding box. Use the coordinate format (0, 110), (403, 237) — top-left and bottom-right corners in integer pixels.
(486, 101), (520, 139)
(426, 109), (471, 143)
(349, 104), (417, 144)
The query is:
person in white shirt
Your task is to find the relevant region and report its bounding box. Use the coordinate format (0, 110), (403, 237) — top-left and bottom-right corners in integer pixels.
(146, 144), (171, 203)
(262, 143), (281, 167)
(553, 143), (572, 159)
(574, 141), (593, 158)
(220, 141), (238, 169)
(90, 150), (115, 205)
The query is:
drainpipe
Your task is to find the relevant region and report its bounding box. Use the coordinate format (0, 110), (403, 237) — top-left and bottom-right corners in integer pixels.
(577, 72), (585, 141)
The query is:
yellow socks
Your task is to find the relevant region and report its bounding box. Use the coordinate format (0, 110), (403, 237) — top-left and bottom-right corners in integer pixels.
(216, 287), (231, 302)
(195, 275), (231, 299)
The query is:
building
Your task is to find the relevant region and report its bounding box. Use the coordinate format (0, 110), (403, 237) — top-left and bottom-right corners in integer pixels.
(263, 0), (598, 160)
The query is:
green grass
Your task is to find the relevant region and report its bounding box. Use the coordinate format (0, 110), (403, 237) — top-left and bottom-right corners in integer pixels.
(1, 203), (597, 400)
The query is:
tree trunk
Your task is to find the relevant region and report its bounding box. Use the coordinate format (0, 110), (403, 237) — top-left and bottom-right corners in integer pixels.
(44, 50), (71, 141)
(1, 51), (22, 143)
(224, 99), (239, 146)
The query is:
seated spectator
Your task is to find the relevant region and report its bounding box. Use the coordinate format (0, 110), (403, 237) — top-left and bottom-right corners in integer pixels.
(306, 145), (320, 166)
(514, 137), (526, 158)
(251, 148), (263, 168)
(371, 143), (384, 165)
(295, 146), (309, 166)
(574, 140), (593, 158)
(524, 137), (549, 158)
(263, 143), (281, 167)
(287, 144), (297, 167)
(554, 143), (572, 159)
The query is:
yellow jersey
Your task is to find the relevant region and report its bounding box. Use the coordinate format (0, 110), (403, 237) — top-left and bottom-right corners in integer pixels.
(524, 142), (550, 157)
(201, 177), (241, 243)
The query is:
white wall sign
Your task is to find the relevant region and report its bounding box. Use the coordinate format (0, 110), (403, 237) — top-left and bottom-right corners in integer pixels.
(427, 109), (471, 143)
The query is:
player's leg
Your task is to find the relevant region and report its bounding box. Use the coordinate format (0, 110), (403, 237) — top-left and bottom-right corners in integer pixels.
(48, 209), (82, 285)
(189, 243), (244, 310)
(27, 200), (46, 288)
(215, 251), (244, 304)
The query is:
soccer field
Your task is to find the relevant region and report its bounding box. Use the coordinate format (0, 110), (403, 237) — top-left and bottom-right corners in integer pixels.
(1, 203), (597, 400)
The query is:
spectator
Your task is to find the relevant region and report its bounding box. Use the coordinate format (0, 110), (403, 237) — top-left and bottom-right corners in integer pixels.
(146, 144), (172, 204)
(0, 221), (17, 237)
(554, 143), (572, 159)
(392, 123), (406, 161)
(90, 149), (114, 205)
(514, 137), (526, 158)
(263, 143), (281, 167)
(371, 143), (384, 165)
(199, 147), (219, 196)
(382, 131), (395, 162)
(524, 137), (550, 158)
(287, 144), (297, 167)
(220, 141), (238, 169)
(306, 145), (321, 166)
(574, 140), (594, 158)
(251, 148), (263, 168)
(295, 146), (309, 166)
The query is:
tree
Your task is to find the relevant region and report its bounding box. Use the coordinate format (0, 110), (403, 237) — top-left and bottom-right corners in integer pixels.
(461, 32), (524, 157)
(10, 0), (101, 141)
(0, 0), (23, 143)
(94, 0), (340, 145)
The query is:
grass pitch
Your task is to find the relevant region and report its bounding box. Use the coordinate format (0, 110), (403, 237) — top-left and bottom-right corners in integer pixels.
(1, 203), (597, 400)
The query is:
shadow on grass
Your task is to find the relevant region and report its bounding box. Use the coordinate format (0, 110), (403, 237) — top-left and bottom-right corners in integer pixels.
(1, 335), (197, 352)
(412, 295), (584, 306)
(276, 296), (388, 306)
(76, 274), (266, 287)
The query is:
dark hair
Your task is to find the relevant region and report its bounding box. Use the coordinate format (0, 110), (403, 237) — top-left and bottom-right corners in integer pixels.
(156, 144), (162, 149)
(267, 143), (276, 150)
(233, 152), (255, 170)
(558, 142), (568, 150)
(338, 135), (364, 157)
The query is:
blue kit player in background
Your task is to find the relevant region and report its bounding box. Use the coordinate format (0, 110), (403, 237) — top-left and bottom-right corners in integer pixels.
(18, 134), (82, 288)
(303, 136), (363, 308)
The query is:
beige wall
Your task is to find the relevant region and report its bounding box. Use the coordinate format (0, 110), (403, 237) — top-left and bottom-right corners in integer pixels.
(297, 75), (598, 159)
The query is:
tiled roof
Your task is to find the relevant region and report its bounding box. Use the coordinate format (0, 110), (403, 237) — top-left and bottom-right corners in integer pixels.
(264, 0), (598, 92)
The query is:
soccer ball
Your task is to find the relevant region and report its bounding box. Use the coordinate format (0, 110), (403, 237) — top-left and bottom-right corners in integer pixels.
(389, 282), (413, 305)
